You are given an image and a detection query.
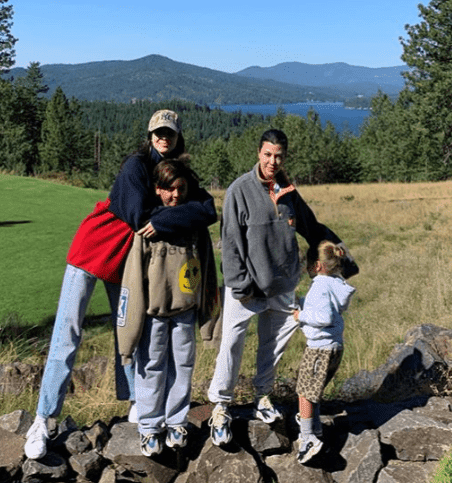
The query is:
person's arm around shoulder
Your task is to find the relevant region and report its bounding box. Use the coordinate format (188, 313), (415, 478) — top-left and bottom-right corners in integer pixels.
(108, 155), (154, 232)
(147, 186), (217, 236)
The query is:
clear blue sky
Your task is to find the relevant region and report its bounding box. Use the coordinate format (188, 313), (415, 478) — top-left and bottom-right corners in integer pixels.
(11, 0), (424, 73)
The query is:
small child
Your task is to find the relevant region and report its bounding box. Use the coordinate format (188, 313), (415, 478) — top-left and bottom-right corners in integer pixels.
(117, 157), (219, 457)
(293, 240), (356, 465)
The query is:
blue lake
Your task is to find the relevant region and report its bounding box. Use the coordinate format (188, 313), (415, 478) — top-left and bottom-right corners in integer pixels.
(214, 103), (371, 136)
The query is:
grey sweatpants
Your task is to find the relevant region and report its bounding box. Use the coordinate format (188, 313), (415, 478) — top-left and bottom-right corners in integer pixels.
(208, 287), (299, 403)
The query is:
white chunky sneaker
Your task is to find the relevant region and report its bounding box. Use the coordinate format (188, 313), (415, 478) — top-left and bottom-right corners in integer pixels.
(140, 433), (163, 457)
(166, 426), (188, 448)
(297, 434), (323, 464)
(24, 416), (49, 460)
(253, 395), (282, 423)
(208, 403), (232, 446)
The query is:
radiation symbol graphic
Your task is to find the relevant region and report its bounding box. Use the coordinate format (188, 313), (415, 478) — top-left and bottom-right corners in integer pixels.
(179, 258), (201, 294)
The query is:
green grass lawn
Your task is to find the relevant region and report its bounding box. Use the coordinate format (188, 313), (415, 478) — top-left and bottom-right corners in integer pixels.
(0, 174), (112, 328)
(0, 174), (223, 330)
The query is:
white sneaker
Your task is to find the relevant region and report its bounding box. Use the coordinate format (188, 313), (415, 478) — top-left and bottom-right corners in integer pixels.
(128, 401), (138, 423)
(140, 433), (163, 457)
(208, 403), (232, 446)
(253, 395), (282, 423)
(24, 416), (49, 460)
(297, 434), (323, 464)
(166, 426), (188, 448)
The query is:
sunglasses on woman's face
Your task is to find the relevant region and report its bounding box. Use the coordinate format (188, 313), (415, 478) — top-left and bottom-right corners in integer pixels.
(153, 127), (177, 139)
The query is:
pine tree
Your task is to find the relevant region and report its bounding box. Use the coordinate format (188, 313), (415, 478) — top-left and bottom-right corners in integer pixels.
(39, 87), (75, 173)
(399, 0), (452, 176)
(0, 0), (17, 72)
(14, 62), (49, 174)
(0, 79), (31, 173)
(195, 138), (235, 189)
(401, 1), (452, 88)
(15, 61), (48, 95)
(358, 93), (413, 181)
(0, 0), (20, 171)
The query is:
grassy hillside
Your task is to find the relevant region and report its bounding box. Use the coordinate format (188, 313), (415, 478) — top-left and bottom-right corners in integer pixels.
(0, 174), (111, 327)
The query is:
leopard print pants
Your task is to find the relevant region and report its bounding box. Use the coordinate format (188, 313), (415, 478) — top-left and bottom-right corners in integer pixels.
(296, 346), (343, 403)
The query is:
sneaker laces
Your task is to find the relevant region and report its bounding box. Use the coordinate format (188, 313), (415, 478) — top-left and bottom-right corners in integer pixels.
(141, 433), (156, 446)
(170, 426), (187, 437)
(209, 405), (231, 428)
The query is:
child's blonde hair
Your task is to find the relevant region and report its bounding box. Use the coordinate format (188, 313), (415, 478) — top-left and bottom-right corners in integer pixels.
(306, 240), (346, 276)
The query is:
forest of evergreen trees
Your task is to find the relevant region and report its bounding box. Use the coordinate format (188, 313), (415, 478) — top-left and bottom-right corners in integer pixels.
(1, 0), (452, 190)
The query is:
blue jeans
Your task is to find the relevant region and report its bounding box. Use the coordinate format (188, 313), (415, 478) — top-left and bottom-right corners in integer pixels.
(135, 309), (196, 434)
(37, 264), (135, 419)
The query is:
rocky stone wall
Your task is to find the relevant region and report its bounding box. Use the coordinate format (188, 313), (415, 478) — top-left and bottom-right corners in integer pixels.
(2, 324), (452, 483)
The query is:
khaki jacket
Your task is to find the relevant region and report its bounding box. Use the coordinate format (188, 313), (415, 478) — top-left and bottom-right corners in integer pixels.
(117, 230), (221, 365)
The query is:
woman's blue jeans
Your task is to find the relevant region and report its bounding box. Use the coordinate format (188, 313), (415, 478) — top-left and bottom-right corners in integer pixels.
(37, 264), (135, 419)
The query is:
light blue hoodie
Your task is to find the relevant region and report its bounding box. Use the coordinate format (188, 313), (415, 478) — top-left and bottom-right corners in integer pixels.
(298, 274), (356, 348)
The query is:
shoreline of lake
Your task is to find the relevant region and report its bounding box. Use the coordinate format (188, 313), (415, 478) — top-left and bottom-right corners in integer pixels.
(211, 102), (371, 135)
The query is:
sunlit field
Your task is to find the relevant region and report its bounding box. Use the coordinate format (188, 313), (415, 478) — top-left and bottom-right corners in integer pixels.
(3, 175), (452, 442)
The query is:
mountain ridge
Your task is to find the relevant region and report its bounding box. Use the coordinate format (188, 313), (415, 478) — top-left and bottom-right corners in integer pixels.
(235, 61), (406, 96)
(5, 54), (406, 104)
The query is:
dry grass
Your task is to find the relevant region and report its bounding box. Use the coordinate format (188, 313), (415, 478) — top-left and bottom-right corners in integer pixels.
(296, 181), (452, 396)
(5, 180), (452, 428)
(195, 181), (452, 402)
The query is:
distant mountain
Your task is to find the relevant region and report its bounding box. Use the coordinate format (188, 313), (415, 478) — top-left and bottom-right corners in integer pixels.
(4, 55), (407, 104)
(236, 62), (408, 97)
(5, 55), (344, 105)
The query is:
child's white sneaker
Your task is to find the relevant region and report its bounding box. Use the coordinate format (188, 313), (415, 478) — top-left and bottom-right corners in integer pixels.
(297, 434), (323, 464)
(166, 426), (188, 448)
(24, 416), (49, 460)
(140, 433), (163, 457)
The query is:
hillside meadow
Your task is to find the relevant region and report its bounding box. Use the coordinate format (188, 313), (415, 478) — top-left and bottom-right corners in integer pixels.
(1, 174), (114, 326)
(2, 173), (452, 439)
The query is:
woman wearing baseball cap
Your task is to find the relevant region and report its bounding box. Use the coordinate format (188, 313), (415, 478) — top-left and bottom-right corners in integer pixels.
(24, 110), (217, 460)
